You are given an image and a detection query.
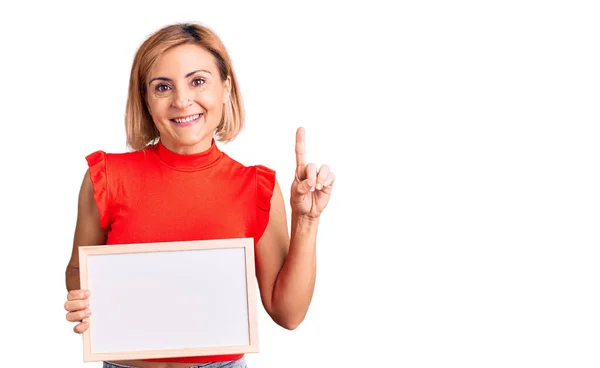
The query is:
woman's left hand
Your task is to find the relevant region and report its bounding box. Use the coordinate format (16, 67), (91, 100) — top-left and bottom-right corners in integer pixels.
(290, 127), (335, 219)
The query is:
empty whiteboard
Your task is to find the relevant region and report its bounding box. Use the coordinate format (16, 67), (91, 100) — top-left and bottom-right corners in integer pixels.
(78, 238), (259, 362)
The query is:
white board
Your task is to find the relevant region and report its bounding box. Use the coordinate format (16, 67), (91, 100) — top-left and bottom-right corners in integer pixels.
(78, 238), (259, 362)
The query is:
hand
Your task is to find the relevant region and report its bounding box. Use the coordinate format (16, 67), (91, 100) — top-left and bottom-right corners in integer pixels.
(64, 289), (92, 334)
(291, 127), (335, 219)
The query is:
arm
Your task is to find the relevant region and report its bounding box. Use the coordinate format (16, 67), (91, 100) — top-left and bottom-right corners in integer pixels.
(65, 168), (107, 291)
(255, 127), (334, 330)
(255, 180), (319, 330)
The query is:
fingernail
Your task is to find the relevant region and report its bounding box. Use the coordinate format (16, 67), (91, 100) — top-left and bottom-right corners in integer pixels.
(310, 186), (315, 192)
(87, 309), (92, 316)
(316, 183), (323, 190)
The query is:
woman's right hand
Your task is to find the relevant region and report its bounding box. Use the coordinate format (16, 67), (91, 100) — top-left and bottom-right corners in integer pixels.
(65, 289), (92, 333)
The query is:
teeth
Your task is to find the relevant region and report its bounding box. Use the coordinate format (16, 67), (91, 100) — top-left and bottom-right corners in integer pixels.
(173, 114), (200, 123)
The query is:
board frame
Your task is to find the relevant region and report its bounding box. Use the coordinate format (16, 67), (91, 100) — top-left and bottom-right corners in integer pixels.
(78, 238), (259, 362)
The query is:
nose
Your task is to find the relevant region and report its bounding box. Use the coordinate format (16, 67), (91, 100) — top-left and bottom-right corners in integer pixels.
(172, 90), (193, 110)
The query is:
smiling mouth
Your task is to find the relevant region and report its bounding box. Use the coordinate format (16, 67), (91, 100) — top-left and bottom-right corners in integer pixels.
(170, 114), (203, 124)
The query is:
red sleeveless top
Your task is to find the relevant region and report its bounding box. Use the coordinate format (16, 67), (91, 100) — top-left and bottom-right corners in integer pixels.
(85, 139), (276, 364)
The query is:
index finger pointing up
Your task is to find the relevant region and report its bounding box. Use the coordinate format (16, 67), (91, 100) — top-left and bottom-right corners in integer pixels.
(295, 127), (306, 169)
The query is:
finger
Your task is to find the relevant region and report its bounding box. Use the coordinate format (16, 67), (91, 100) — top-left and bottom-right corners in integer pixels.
(305, 163), (317, 191)
(295, 163), (318, 195)
(321, 172), (335, 195)
(67, 289), (90, 301)
(64, 299), (90, 312)
(323, 171), (335, 187)
(295, 127), (307, 174)
(315, 165), (330, 190)
(73, 321), (89, 334)
(66, 308), (92, 323)
(296, 179), (311, 195)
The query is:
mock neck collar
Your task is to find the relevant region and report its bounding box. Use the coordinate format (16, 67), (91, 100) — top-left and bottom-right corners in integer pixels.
(154, 139), (223, 171)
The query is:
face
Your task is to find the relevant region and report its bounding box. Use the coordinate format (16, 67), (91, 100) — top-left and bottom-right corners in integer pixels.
(145, 43), (231, 154)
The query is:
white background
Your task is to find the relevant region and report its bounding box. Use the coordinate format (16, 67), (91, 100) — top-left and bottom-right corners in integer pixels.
(1, 1), (599, 367)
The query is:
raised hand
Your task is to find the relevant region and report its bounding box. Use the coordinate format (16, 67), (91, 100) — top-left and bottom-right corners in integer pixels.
(290, 127), (335, 219)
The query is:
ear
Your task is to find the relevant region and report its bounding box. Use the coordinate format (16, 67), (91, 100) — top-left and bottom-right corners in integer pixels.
(223, 76), (232, 104)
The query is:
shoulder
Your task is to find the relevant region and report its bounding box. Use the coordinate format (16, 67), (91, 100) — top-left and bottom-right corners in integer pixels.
(219, 153), (277, 206)
(221, 151), (276, 176)
(85, 146), (157, 170)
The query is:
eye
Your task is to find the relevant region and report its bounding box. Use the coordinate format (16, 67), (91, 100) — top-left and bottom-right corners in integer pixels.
(155, 84), (171, 93)
(191, 78), (205, 87)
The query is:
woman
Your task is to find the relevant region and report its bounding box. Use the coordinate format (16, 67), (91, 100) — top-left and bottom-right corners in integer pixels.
(63, 23), (334, 368)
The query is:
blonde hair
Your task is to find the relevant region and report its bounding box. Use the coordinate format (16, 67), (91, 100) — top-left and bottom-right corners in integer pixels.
(125, 23), (244, 150)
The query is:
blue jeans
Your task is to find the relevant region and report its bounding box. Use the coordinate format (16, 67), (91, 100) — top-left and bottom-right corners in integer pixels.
(103, 357), (247, 368)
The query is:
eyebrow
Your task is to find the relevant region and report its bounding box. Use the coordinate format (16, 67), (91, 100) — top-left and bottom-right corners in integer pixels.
(148, 69), (212, 84)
